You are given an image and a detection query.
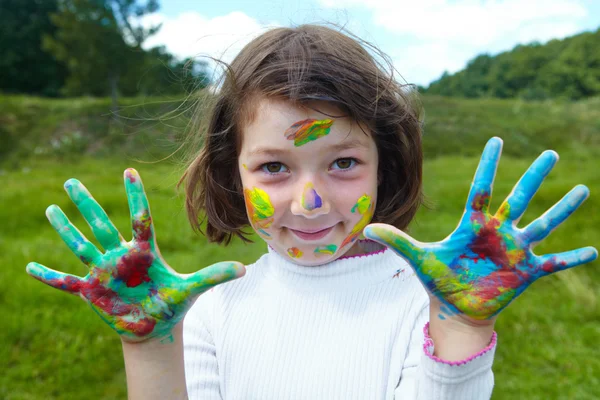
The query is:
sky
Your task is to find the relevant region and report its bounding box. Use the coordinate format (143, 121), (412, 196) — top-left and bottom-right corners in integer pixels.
(140, 0), (600, 86)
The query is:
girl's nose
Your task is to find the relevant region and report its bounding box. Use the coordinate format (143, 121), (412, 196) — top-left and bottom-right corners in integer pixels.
(290, 182), (330, 218)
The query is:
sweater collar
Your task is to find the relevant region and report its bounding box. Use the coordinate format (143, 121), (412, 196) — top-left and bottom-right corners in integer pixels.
(262, 240), (407, 291)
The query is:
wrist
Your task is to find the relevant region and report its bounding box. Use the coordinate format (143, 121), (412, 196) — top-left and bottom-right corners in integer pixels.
(427, 302), (496, 362)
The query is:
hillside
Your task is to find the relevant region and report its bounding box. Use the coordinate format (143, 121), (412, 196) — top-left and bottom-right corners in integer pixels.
(425, 28), (600, 100)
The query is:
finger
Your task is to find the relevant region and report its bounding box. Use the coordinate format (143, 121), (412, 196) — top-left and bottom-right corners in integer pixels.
(466, 137), (503, 213)
(46, 205), (103, 266)
(522, 185), (590, 245)
(363, 223), (425, 266)
(495, 150), (558, 224)
(64, 178), (124, 251)
(124, 168), (155, 243)
(535, 247), (598, 276)
(183, 261), (246, 297)
(26, 262), (84, 294)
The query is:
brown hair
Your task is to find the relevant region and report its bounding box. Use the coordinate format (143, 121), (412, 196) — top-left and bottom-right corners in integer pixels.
(179, 24), (424, 244)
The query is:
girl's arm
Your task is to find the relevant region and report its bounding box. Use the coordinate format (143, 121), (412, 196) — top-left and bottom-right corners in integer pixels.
(395, 303), (495, 399)
(122, 323), (187, 400)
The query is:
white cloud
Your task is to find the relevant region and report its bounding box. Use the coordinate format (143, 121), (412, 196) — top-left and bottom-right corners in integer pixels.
(140, 11), (279, 75)
(318, 0), (589, 84)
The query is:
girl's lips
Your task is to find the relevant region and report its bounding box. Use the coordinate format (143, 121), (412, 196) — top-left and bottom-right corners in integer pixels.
(289, 226), (334, 241)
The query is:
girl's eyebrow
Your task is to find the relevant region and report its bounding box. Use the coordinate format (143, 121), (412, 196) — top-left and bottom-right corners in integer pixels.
(249, 139), (369, 157)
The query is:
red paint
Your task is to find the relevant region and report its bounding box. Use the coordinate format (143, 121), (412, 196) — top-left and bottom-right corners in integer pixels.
(133, 215), (152, 242)
(471, 192), (489, 212)
(540, 256), (566, 274)
(468, 217), (510, 268)
(126, 170), (137, 184)
(121, 317), (157, 337)
(116, 251), (153, 287)
(46, 265), (158, 336)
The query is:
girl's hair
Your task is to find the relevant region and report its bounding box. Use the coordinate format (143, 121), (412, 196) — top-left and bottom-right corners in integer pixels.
(180, 24), (424, 244)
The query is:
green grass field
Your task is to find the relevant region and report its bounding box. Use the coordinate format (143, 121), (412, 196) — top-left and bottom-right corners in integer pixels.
(0, 94), (599, 399)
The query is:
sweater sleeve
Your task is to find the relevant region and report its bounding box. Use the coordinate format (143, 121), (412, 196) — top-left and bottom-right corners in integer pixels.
(395, 306), (496, 399)
(183, 289), (222, 400)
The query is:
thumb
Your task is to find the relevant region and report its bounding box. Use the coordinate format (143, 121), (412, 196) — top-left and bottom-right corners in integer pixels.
(363, 223), (425, 266)
(183, 261), (246, 297)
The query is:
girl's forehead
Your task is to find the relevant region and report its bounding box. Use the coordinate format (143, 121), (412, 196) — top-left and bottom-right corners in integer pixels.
(240, 98), (374, 154)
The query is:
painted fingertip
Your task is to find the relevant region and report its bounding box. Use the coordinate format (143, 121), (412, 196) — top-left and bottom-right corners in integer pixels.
(64, 178), (81, 190)
(26, 262), (47, 278)
(487, 136), (504, 149)
(26, 262), (38, 275)
(582, 246), (598, 262)
(124, 168), (140, 183)
(574, 184), (590, 199)
(45, 204), (60, 218)
(541, 149), (559, 162)
(481, 137), (503, 160)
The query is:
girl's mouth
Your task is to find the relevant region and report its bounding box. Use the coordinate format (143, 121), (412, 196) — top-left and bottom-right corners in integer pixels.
(289, 226), (334, 241)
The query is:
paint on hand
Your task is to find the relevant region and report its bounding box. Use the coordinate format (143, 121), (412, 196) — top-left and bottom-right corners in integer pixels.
(302, 182), (323, 211)
(341, 194), (374, 248)
(287, 247), (303, 258)
(244, 187), (275, 238)
(284, 119), (334, 147)
(363, 137), (598, 320)
(314, 244), (337, 256)
(26, 169), (246, 341)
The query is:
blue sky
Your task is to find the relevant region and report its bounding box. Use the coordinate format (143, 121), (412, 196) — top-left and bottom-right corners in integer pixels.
(141, 0), (600, 86)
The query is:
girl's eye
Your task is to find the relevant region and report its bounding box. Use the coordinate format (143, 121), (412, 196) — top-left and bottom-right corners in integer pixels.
(331, 158), (357, 170)
(261, 162), (289, 174)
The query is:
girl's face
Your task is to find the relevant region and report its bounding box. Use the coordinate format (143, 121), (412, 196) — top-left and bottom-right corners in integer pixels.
(238, 97), (379, 266)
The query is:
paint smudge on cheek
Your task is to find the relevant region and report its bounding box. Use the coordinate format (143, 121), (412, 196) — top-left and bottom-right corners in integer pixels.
(302, 182), (322, 211)
(284, 119), (333, 147)
(341, 194), (374, 248)
(287, 247), (303, 258)
(314, 244), (337, 256)
(244, 187), (275, 238)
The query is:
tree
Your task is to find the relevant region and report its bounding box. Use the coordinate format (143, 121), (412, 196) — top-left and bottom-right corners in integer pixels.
(0, 0), (67, 96)
(43, 0), (161, 109)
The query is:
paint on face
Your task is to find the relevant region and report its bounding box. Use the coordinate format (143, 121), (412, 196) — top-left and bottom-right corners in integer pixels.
(287, 247), (303, 258)
(314, 244), (337, 256)
(244, 187), (275, 238)
(284, 118), (334, 147)
(242, 164), (248, 170)
(340, 194), (374, 248)
(302, 182), (323, 211)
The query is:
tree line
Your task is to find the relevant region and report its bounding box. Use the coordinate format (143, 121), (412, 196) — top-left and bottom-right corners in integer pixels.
(424, 27), (600, 100)
(0, 0), (210, 105)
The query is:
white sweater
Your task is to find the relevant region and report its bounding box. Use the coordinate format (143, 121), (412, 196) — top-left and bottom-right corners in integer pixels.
(183, 241), (496, 399)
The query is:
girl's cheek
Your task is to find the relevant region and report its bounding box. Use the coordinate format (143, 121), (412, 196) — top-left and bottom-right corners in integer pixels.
(243, 186), (277, 239)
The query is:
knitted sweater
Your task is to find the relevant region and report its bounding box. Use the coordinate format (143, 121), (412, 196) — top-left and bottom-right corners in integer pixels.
(183, 241), (496, 399)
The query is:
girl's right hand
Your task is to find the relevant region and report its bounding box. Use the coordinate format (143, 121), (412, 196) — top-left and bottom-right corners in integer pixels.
(26, 168), (245, 343)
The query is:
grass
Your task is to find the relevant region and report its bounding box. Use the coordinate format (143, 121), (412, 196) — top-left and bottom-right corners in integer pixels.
(0, 152), (597, 399)
(0, 94), (598, 398)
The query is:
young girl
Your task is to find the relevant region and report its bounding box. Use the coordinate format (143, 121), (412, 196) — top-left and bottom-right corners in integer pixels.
(26, 25), (597, 399)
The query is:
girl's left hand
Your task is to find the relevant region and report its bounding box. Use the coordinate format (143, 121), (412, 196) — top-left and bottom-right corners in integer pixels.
(364, 137), (598, 322)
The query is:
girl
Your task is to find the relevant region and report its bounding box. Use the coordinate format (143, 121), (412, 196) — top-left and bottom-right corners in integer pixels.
(26, 25), (597, 399)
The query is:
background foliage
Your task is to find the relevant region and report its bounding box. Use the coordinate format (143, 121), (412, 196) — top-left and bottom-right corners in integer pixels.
(425, 28), (600, 100)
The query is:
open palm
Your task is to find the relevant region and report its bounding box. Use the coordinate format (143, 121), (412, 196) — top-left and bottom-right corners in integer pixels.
(26, 168), (245, 341)
(364, 137), (597, 320)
